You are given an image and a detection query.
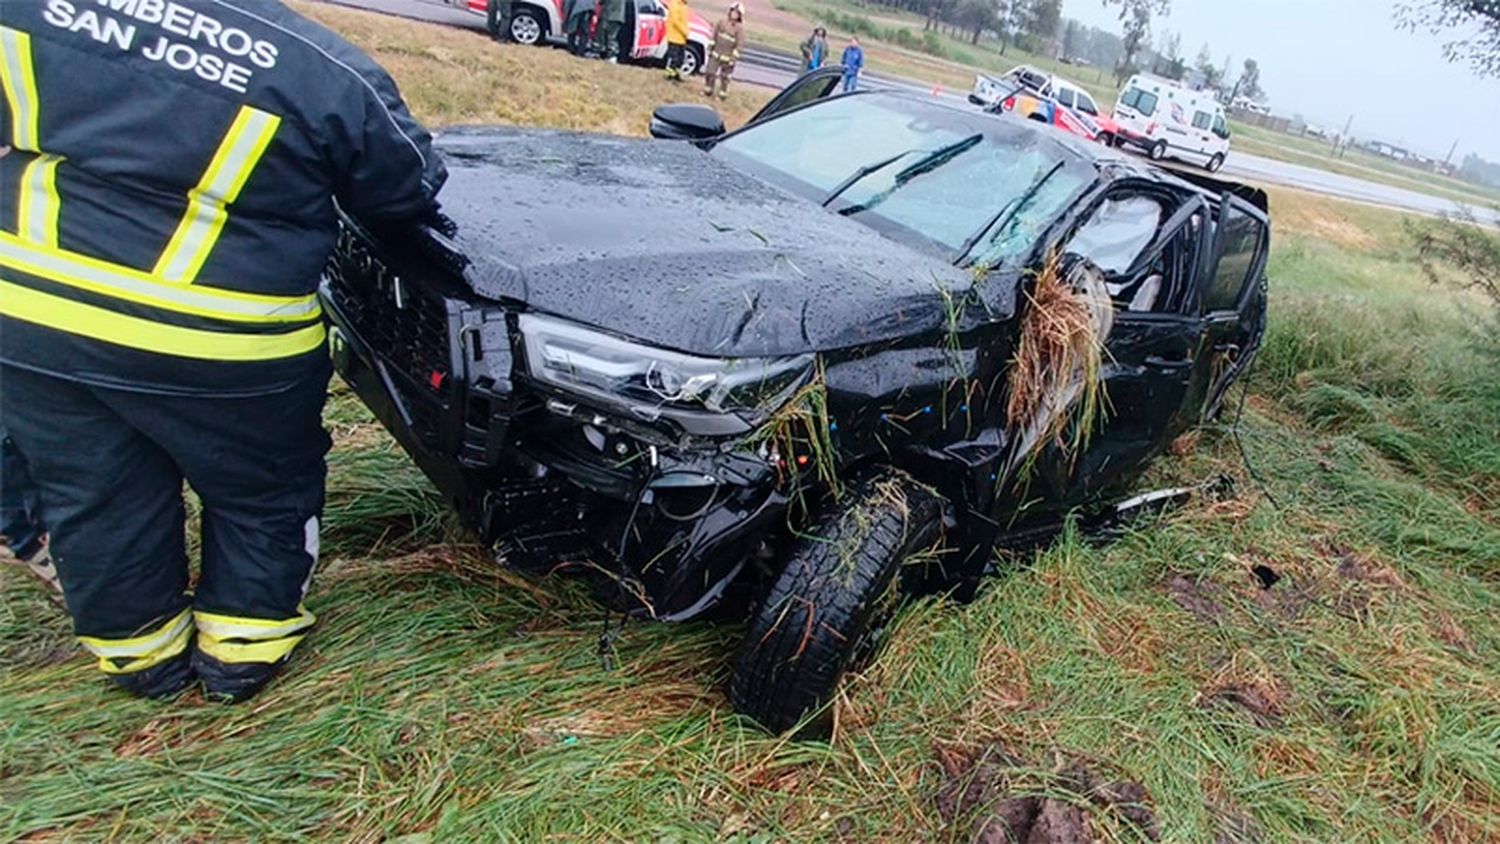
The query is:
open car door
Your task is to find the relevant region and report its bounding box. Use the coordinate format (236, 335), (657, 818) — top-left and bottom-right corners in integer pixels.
(1194, 194), (1270, 421)
(747, 66), (845, 126)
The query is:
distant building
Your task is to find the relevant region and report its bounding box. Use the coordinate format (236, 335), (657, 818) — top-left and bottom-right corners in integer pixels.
(1366, 140), (1410, 161)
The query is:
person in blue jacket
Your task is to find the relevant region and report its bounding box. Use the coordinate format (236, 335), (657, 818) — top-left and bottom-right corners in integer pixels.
(841, 37), (865, 92)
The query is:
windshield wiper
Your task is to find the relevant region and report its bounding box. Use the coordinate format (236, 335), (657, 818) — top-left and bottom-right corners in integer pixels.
(837, 133), (984, 217)
(957, 160), (1066, 263)
(821, 133), (984, 207)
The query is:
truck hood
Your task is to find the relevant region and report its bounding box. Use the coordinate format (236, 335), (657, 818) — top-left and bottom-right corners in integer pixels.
(433, 126), (977, 358)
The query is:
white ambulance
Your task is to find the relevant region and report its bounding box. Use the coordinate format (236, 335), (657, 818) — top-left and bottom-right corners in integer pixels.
(1112, 74), (1231, 172)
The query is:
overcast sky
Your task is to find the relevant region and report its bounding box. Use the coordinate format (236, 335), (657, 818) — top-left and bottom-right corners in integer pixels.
(1061, 0), (1500, 162)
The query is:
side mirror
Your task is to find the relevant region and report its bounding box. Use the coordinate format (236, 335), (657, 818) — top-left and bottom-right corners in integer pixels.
(650, 104), (726, 140)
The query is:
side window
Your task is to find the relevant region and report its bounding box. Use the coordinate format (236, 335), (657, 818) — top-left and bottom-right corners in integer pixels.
(1201, 204), (1265, 312)
(1076, 93), (1098, 115)
(1211, 113), (1229, 139)
(637, 0), (661, 14)
(1055, 89), (1075, 109)
(1192, 111), (1212, 130)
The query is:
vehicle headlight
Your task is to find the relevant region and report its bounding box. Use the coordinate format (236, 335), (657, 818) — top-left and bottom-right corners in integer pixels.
(519, 314), (814, 433)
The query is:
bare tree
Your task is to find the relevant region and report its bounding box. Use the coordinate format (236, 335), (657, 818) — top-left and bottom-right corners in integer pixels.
(1100, 0), (1170, 83)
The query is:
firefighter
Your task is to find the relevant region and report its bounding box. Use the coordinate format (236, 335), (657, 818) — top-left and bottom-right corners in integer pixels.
(663, 0), (691, 80)
(702, 2), (745, 100)
(596, 0), (628, 62)
(0, 1), (446, 702)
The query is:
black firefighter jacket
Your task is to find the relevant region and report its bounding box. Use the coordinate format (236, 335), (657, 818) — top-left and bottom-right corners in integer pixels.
(0, 0), (447, 395)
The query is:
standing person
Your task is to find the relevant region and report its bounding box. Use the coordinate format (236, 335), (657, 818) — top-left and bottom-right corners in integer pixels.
(596, 0), (628, 62)
(663, 0), (691, 80)
(841, 36), (865, 92)
(799, 26), (827, 73)
(565, 0), (595, 56)
(0, 0), (446, 702)
(702, 2), (745, 100)
(0, 433), (57, 595)
(486, 0), (510, 41)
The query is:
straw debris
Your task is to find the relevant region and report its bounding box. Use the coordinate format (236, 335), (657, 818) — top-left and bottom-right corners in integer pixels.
(1002, 253), (1112, 479)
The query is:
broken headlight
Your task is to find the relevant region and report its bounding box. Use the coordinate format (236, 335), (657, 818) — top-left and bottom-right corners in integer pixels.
(519, 314), (813, 435)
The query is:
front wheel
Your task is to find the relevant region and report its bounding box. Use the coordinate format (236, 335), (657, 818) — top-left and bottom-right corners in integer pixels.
(681, 44), (703, 76)
(1206, 152), (1225, 172)
(509, 8), (546, 46)
(1148, 140), (1167, 161)
(729, 467), (946, 738)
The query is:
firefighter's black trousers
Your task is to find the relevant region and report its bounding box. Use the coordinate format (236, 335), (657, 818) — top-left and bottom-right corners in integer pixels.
(0, 364), (331, 694)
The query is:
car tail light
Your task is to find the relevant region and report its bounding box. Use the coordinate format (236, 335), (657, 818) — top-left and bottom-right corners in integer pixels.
(1002, 96), (1015, 111)
(1147, 122), (1158, 134)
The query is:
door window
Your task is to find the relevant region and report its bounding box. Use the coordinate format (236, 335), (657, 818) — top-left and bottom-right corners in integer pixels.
(1055, 89), (1075, 109)
(636, 0), (661, 14)
(1075, 93), (1099, 115)
(1201, 204), (1265, 312)
(1191, 111), (1212, 130)
(1211, 114), (1229, 139)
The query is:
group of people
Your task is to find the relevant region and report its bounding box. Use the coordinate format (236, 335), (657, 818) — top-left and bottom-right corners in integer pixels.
(662, 0), (747, 101)
(563, 0), (629, 61)
(799, 27), (865, 92)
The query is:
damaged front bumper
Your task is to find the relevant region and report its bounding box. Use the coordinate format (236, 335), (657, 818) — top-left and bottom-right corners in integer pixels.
(320, 230), (800, 621)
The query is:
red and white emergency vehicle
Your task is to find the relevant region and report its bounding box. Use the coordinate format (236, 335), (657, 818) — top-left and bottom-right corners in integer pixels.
(450, 0), (715, 75)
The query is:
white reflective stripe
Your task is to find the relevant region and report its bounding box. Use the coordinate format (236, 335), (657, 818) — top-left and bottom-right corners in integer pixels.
(78, 610), (193, 659)
(0, 27), (39, 151)
(194, 606), (317, 642)
(18, 154), (62, 246)
(0, 233), (321, 321)
(155, 106), (281, 283)
(300, 516), (320, 600)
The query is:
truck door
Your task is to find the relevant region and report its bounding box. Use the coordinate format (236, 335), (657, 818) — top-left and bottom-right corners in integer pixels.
(1193, 195), (1270, 421)
(634, 0), (666, 59)
(1015, 192), (1211, 506)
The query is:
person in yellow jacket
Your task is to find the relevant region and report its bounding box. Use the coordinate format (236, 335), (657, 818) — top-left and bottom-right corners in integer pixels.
(703, 3), (746, 99)
(664, 0), (692, 80)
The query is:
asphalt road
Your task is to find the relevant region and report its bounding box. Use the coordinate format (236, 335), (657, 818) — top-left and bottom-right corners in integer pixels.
(323, 0), (1496, 224)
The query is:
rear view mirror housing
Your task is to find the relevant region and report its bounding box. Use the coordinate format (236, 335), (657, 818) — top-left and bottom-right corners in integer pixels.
(650, 104), (726, 141)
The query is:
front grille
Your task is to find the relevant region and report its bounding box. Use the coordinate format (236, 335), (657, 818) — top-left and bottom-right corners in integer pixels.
(325, 224), (455, 447)
(325, 235), (452, 387)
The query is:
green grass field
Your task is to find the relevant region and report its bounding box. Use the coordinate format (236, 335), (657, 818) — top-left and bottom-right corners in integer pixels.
(2, 6), (1497, 841)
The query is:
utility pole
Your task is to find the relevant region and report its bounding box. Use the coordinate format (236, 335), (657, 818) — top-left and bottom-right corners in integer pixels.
(1443, 138), (1458, 173)
(1337, 114), (1353, 158)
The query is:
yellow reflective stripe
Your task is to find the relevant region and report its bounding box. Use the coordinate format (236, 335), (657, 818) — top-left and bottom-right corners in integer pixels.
(90, 623), (193, 675)
(0, 27), (40, 152)
(0, 232), (321, 322)
(17, 154), (62, 246)
(154, 107), (281, 283)
(196, 634), (305, 665)
(194, 606), (316, 642)
(0, 279), (327, 362)
(77, 609), (193, 674)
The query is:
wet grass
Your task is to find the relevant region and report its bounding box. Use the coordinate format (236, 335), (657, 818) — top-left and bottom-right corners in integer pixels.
(2, 12), (1498, 843)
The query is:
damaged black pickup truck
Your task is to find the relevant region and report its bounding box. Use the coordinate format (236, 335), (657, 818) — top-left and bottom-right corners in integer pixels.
(322, 75), (1269, 736)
